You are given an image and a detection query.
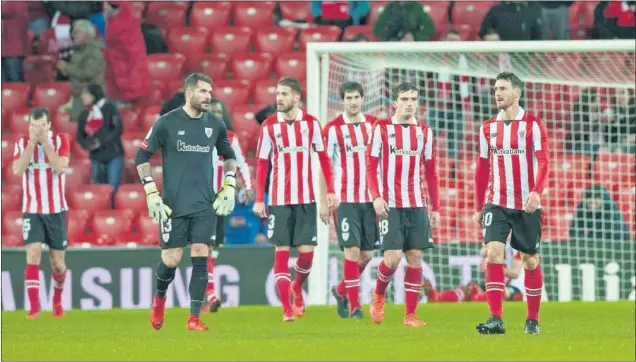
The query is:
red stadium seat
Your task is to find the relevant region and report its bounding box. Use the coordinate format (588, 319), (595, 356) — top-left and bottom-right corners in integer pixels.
(23, 55), (57, 84)
(65, 159), (92, 190)
(140, 106), (163, 131)
(91, 209), (135, 244)
(210, 27), (253, 55)
(230, 53), (273, 82)
(299, 26), (342, 51)
(129, 2), (147, 20)
(452, 2), (494, 27)
(2, 162), (23, 185)
(252, 80), (278, 105)
(2, 211), (24, 238)
(230, 105), (264, 152)
(2, 234), (22, 247)
(190, 1), (233, 30)
(2, 187), (21, 211)
(36, 28), (59, 56)
(66, 209), (91, 245)
(146, 54), (186, 84)
(138, 215), (160, 243)
(118, 108), (140, 133)
(52, 110), (77, 139)
(254, 27), (297, 54)
(114, 184), (147, 215)
(145, 2), (187, 29)
(544, 206), (575, 242)
(133, 86), (164, 109)
(422, 2), (449, 26)
(7, 108), (32, 134)
(185, 54), (229, 80)
(166, 27), (209, 59)
(594, 152), (636, 193)
(2, 134), (20, 166)
(550, 154), (592, 205)
(455, 212), (483, 243)
(233, 2), (276, 28)
(211, 80), (251, 111)
(368, 1), (391, 25)
(2, 83), (30, 113)
(72, 141), (90, 160)
(67, 185), (114, 215)
(274, 53), (306, 80)
(342, 26), (376, 41)
(33, 82), (71, 111)
(122, 138), (143, 160)
(279, 2), (312, 22)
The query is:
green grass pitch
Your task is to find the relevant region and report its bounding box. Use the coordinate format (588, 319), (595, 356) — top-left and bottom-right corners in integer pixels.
(2, 301), (634, 361)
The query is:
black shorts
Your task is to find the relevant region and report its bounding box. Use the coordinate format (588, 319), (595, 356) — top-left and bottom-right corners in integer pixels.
(379, 207), (434, 251)
(335, 203), (378, 251)
(212, 215), (226, 247)
(159, 210), (217, 249)
(482, 203), (542, 254)
(267, 204), (317, 248)
(23, 212), (68, 250)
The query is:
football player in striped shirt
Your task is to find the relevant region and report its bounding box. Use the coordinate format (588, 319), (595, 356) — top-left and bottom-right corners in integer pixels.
(322, 81), (378, 319)
(473, 72), (550, 335)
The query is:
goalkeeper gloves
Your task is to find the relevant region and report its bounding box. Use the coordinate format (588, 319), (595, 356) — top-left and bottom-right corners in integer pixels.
(213, 172), (236, 216)
(142, 177), (172, 222)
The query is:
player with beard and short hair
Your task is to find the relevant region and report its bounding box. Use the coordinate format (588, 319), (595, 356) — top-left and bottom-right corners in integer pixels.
(322, 81), (378, 319)
(473, 71), (550, 335)
(135, 73), (237, 332)
(253, 76), (338, 322)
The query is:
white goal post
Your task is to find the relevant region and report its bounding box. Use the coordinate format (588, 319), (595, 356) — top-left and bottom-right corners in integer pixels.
(306, 40), (636, 306)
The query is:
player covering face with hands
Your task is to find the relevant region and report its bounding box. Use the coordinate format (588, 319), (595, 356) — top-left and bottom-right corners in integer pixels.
(366, 82), (441, 327)
(473, 72), (550, 335)
(136, 73), (237, 332)
(253, 77), (338, 322)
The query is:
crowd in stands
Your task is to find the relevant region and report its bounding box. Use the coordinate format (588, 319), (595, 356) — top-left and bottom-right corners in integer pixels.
(1, 1), (634, 248)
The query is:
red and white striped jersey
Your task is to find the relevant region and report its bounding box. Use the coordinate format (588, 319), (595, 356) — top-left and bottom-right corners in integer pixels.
(13, 132), (70, 214)
(367, 117), (435, 208)
(256, 110), (325, 206)
(212, 130), (252, 193)
(323, 113), (377, 204)
(478, 108), (549, 210)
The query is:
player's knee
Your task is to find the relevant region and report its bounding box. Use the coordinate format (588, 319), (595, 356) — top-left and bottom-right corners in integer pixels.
(404, 250), (422, 268)
(297, 245), (314, 253)
(48, 251), (66, 273)
(190, 243), (209, 257)
(383, 250), (402, 269)
(485, 242), (505, 263)
(359, 251), (373, 266)
(344, 247), (360, 261)
(25, 243), (42, 265)
(522, 253), (540, 270)
(161, 249), (182, 268)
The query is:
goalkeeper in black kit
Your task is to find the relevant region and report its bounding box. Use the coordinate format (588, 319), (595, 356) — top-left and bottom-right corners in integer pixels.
(135, 73), (237, 332)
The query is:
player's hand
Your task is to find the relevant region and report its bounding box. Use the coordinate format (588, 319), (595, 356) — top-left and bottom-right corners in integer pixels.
(242, 189), (254, 204)
(373, 197), (389, 218)
(144, 182), (172, 222)
(326, 192), (339, 212)
(213, 174), (237, 216)
(253, 202), (267, 218)
(524, 191), (541, 213)
(473, 211), (483, 226)
(319, 200), (331, 225)
(36, 127), (48, 144)
(28, 125), (39, 146)
(429, 211), (440, 229)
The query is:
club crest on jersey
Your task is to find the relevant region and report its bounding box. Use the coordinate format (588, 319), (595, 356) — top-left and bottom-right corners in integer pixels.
(205, 128), (213, 138)
(519, 130), (526, 138)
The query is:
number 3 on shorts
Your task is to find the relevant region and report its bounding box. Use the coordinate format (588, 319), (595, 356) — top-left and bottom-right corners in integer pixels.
(161, 219), (172, 243)
(483, 212), (493, 227)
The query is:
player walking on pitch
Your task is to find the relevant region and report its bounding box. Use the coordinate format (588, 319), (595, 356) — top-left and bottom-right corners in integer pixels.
(13, 108), (70, 319)
(322, 81), (378, 319)
(253, 77), (338, 322)
(135, 73), (237, 332)
(366, 82), (441, 327)
(203, 101), (254, 313)
(473, 72), (550, 335)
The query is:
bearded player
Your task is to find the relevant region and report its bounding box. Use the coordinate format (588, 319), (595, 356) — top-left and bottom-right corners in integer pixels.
(253, 77), (338, 321)
(366, 82), (441, 327)
(203, 98), (254, 313)
(136, 73), (237, 332)
(474, 72), (550, 335)
(321, 81), (378, 319)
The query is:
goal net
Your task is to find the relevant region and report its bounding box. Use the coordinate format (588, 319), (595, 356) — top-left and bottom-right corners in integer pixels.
(306, 40), (636, 306)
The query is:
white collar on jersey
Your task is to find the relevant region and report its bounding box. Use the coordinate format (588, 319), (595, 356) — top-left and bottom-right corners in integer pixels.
(276, 109), (304, 123)
(343, 112), (367, 124)
(390, 115), (417, 125)
(496, 107), (525, 121)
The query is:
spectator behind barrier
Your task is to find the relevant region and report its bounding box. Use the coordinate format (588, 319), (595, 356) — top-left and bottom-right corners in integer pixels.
(373, 1), (435, 41)
(311, 1), (370, 28)
(1, 1), (29, 82)
(479, 1), (543, 41)
(606, 88), (636, 154)
(568, 184), (632, 242)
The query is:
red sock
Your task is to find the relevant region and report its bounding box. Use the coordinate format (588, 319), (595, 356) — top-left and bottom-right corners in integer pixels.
(342, 258), (361, 310)
(25, 264), (40, 313)
(337, 259), (369, 297)
(404, 266), (422, 314)
(274, 250), (292, 310)
(485, 263), (505, 318)
(375, 261), (396, 295)
(293, 251), (313, 291)
(524, 265), (543, 321)
(206, 255), (215, 295)
(52, 268), (67, 305)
